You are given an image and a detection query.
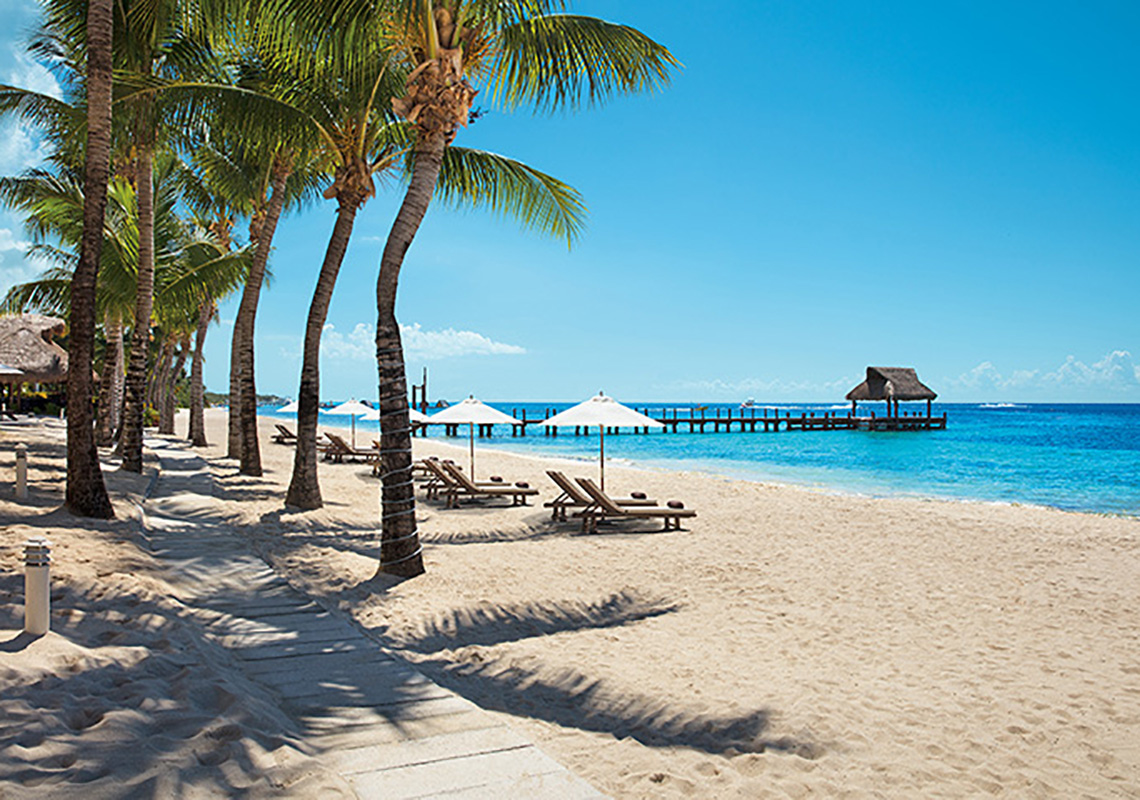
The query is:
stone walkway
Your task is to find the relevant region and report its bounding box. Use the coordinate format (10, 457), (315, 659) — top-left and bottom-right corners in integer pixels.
(140, 436), (603, 799)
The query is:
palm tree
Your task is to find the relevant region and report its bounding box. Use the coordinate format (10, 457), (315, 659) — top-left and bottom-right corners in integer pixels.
(68, 0), (115, 515)
(251, 38), (586, 510)
(152, 221), (252, 436)
(3, 160), (250, 449)
(188, 294), (215, 446)
(111, 2), (224, 473)
(1, 0), (117, 515)
(300, 1), (677, 575)
(183, 125), (324, 469)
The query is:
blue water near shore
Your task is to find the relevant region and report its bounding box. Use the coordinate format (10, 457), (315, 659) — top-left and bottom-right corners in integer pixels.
(276, 402), (1140, 517)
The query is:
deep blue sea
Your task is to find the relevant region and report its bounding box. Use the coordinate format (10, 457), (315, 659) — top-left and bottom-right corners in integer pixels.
(279, 402), (1140, 517)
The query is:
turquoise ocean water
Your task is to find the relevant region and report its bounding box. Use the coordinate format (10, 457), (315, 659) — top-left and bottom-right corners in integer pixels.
(280, 403), (1140, 517)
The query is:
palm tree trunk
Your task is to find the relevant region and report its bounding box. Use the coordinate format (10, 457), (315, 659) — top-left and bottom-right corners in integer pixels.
(95, 314), (121, 447)
(189, 298), (213, 446)
(226, 310), (242, 456)
(285, 201), (361, 509)
(121, 145), (155, 473)
(65, 0), (114, 517)
(374, 134), (447, 578)
(111, 322), (124, 432)
(237, 162), (291, 477)
(160, 341), (187, 434)
(150, 338), (172, 412)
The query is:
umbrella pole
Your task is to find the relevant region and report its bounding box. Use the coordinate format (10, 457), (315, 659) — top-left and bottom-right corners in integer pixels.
(351, 415), (356, 449)
(600, 426), (605, 492)
(469, 423), (475, 479)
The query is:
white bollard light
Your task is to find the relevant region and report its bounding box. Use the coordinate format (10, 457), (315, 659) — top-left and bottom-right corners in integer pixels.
(24, 537), (51, 636)
(14, 443), (28, 500)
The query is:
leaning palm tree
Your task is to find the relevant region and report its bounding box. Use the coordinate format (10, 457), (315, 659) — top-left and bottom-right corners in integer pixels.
(273, 43), (586, 509)
(272, 0), (677, 575)
(180, 114), (325, 469)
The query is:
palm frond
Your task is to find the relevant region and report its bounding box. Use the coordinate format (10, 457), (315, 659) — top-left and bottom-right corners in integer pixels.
(494, 14), (678, 111)
(430, 146), (586, 246)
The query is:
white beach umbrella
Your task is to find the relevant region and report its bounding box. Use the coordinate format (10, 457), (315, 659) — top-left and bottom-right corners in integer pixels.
(427, 395), (517, 478)
(541, 392), (663, 490)
(277, 400), (299, 413)
(360, 406), (430, 423)
(326, 399), (375, 448)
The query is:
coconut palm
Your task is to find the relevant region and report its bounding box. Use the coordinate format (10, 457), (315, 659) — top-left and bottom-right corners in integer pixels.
(235, 37), (585, 509)
(0, 168), (139, 443)
(2, 161), (250, 448)
(269, 0), (676, 574)
(0, 0), (115, 515)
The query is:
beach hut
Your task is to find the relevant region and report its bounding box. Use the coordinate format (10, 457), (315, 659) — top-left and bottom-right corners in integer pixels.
(0, 314), (69, 412)
(846, 367), (937, 417)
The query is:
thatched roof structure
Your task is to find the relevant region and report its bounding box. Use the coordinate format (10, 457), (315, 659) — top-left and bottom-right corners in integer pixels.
(0, 314), (68, 384)
(846, 367), (937, 402)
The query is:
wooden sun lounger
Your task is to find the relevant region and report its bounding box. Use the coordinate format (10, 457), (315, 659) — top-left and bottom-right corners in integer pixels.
(323, 433), (379, 464)
(438, 461), (539, 509)
(418, 459), (501, 500)
(575, 477), (696, 533)
(543, 470), (658, 521)
(272, 424), (297, 444)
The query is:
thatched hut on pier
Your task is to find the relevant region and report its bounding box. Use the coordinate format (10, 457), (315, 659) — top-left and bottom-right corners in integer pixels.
(846, 367), (937, 417)
(0, 314), (68, 411)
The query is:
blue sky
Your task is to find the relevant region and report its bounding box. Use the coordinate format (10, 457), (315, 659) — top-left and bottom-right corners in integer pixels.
(1, 0), (1138, 403)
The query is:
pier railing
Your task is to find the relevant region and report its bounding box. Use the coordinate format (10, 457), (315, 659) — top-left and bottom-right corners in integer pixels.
(434, 407), (947, 437)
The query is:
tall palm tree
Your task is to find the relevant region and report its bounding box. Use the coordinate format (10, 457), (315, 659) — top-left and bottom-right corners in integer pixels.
(188, 294), (215, 446)
(283, 1), (676, 575)
(3, 161), (250, 448)
(1, 0), (119, 515)
(1, 168), (139, 441)
(111, 1), (223, 473)
(67, 0), (115, 515)
(246, 38), (586, 509)
(183, 127), (324, 469)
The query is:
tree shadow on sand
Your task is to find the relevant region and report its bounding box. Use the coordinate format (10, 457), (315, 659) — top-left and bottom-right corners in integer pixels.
(0, 572), (342, 797)
(360, 589), (820, 759)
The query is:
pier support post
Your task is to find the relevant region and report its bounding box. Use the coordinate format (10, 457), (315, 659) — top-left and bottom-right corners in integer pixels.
(24, 537), (51, 636)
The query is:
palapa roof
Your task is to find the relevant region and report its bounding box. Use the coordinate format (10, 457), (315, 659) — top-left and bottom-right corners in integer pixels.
(0, 314), (68, 384)
(846, 367), (937, 402)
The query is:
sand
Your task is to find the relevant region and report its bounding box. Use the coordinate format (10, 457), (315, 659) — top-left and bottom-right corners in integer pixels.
(0, 418), (351, 798)
(3, 409), (1140, 798)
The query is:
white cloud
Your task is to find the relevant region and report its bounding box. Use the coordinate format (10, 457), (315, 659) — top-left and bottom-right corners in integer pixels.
(0, 48), (61, 175)
(319, 322), (526, 363)
(0, 226), (35, 297)
(0, 228), (28, 253)
(0, 121), (42, 174)
(949, 351), (1140, 397)
(9, 47), (62, 100)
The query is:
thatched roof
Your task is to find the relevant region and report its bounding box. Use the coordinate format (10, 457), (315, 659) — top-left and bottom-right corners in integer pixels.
(846, 367), (937, 402)
(0, 314), (68, 384)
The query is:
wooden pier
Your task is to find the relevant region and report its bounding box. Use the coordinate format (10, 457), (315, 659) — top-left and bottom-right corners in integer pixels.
(437, 406), (947, 438)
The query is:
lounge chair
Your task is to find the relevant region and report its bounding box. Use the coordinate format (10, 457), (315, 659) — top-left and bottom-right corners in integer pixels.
(272, 424), (297, 444)
(574, 477), (696, 533)
(323, 433), (379, 464)
(418, 459), (501, 500)
(544, 470), (657, 522)
(438, 461), (539, 509)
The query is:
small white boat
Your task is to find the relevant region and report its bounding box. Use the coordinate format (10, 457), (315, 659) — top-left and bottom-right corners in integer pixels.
(740, 397), (756, 409)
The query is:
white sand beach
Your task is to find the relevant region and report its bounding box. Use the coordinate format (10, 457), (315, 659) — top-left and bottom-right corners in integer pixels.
(3, 409), (1140, 798)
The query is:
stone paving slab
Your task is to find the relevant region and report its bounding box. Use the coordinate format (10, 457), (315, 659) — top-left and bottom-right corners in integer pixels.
(138, 435), (605, 799)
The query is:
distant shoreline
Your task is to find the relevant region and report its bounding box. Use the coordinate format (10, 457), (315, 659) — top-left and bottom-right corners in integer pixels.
(258, 404), (1140, 519)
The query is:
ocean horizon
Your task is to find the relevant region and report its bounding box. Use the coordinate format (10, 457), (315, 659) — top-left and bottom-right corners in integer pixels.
(267, 401), (1140, 518)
